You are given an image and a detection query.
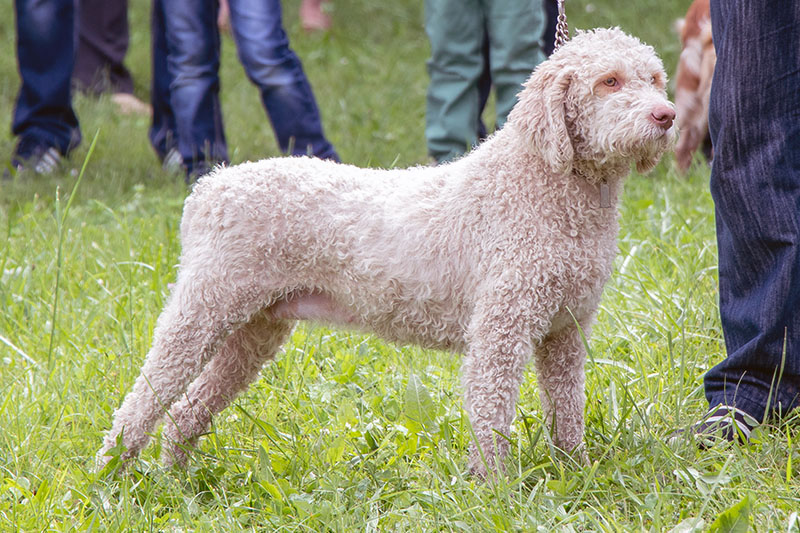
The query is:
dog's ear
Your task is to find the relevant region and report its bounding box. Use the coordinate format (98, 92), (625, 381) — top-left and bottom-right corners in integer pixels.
(509, 61), (574, 175)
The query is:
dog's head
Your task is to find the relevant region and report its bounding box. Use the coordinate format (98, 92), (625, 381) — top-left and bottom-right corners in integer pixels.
(508, 28), (677, 176)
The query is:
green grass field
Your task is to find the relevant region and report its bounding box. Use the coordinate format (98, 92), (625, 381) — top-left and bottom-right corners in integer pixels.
(1, 0), (799, 530)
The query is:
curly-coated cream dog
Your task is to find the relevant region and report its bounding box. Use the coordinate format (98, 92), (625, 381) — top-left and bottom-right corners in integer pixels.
(98, 28), (675, 477)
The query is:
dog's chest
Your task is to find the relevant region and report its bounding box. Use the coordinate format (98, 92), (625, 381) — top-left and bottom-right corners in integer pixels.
(546, 228), (617, 331)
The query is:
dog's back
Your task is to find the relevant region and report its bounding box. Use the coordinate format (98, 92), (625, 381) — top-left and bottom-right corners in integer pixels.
(183, 157), (485, 350)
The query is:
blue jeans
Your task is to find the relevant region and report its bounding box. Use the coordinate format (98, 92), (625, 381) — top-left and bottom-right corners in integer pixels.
(12, 0), (81, 156)
(149, 0), (179, 161)
(705, 1), (800, 420)
(149, 0), (338, 176)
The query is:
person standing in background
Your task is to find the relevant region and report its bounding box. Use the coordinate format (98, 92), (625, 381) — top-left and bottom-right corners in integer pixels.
(73, 0), (151, 115)
(424, 0), (547, 164)
(149, 0), (338, 181)
(8, 0), (80, 175)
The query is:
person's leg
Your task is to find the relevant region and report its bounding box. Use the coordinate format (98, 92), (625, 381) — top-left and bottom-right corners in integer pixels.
(149, 0), (179, 164)
(162, 0), (228, 177)
(476, 28), (491, 141)
(227, 0), (338, 160)
(541, 0), (559, 57)
(705, 1), (800, 422)
(12, 0), (81, 162)
(74, 0), (135, 94)
(485, 0), (545, 128)
(424, 0), (484, 163)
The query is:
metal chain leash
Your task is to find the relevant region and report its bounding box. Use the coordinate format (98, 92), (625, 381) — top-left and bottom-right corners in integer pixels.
(553, 0), (569, 51)
(551, 1), (611, 206)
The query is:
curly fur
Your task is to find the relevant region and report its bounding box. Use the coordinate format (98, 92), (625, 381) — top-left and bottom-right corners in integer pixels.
(97, 28), (676, 478)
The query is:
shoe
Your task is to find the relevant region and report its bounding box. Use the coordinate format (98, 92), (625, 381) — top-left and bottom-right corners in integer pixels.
(670, 405), (760, 449)
(8, 143), (63, 177)
(185, 160), (217, 184)
(161, 147), (184, 174)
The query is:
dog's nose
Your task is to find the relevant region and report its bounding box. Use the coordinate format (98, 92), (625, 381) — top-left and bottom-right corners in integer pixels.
(650, 105), (676, 130)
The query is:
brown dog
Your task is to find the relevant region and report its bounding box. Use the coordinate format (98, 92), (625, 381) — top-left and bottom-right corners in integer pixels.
(674, 0), (715, 173)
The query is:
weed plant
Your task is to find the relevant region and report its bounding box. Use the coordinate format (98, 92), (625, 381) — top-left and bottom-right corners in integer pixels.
(1, 0), (798, 530)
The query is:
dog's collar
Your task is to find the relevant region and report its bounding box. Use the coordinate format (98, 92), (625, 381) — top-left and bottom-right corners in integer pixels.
(573, 166), (613, 209)
(599, 179), (611, 208)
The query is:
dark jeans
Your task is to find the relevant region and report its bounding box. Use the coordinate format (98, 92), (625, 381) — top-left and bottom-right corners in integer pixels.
(149, 0), (180, 161)
(74, 0), (135, 95)
(149, 0), (338, 176)
(12, 0), (81, 156)
(705, 1), (800, 420)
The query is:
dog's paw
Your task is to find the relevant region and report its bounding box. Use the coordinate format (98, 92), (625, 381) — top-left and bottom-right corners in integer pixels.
(467, 441), (508, 482)
(95, 435), (130, 475)
(160, 440), (192, 469)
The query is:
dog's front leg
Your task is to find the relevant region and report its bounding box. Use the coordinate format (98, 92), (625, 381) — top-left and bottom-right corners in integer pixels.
(461, 294), (538, 478)
(533, 322), (589, 459)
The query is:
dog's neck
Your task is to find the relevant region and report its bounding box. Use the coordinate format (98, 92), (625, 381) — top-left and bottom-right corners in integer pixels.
(571, 158), (628, 184)
(464, 131), (628, 211)
(571, 159), (629, 210)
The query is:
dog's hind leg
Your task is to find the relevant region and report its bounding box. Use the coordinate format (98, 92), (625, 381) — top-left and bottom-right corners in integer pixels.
(96, 270), (267, 470)
(160, 312), (293, 467)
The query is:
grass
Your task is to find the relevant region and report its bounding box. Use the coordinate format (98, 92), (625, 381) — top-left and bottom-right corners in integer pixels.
(1, 0), (799, 530)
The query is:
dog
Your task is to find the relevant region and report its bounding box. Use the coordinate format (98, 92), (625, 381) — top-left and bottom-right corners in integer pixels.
(674, 0), (715, 172)
(97, 28), (676, 478)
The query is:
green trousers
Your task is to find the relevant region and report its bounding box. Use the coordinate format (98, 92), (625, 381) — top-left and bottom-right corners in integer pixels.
(424, 0), (546, 162)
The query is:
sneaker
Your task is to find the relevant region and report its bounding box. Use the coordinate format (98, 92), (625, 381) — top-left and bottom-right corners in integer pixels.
(186, 159), (217, 183)
(161, 147), (184, 174)
(8, 144), (63, 177)
(671, 405), (760, 449)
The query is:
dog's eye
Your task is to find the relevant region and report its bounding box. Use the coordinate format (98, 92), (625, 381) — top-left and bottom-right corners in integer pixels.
(602, 77), (618, 87)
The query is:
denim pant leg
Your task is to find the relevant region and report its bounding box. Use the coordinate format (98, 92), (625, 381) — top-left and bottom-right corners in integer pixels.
(228, 0), (338, 161)
(162, 0), (228, 175)
(148, 0), (178, 160)
(74, 0), (134, 94)
(12, 0), (81, 155)
(705, 1), (800, 420)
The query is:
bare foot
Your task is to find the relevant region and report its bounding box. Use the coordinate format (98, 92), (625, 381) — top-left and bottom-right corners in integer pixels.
(111, 93), (152, 116)
(300, 0), (332, 31)
(217, 0), (231, 33)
